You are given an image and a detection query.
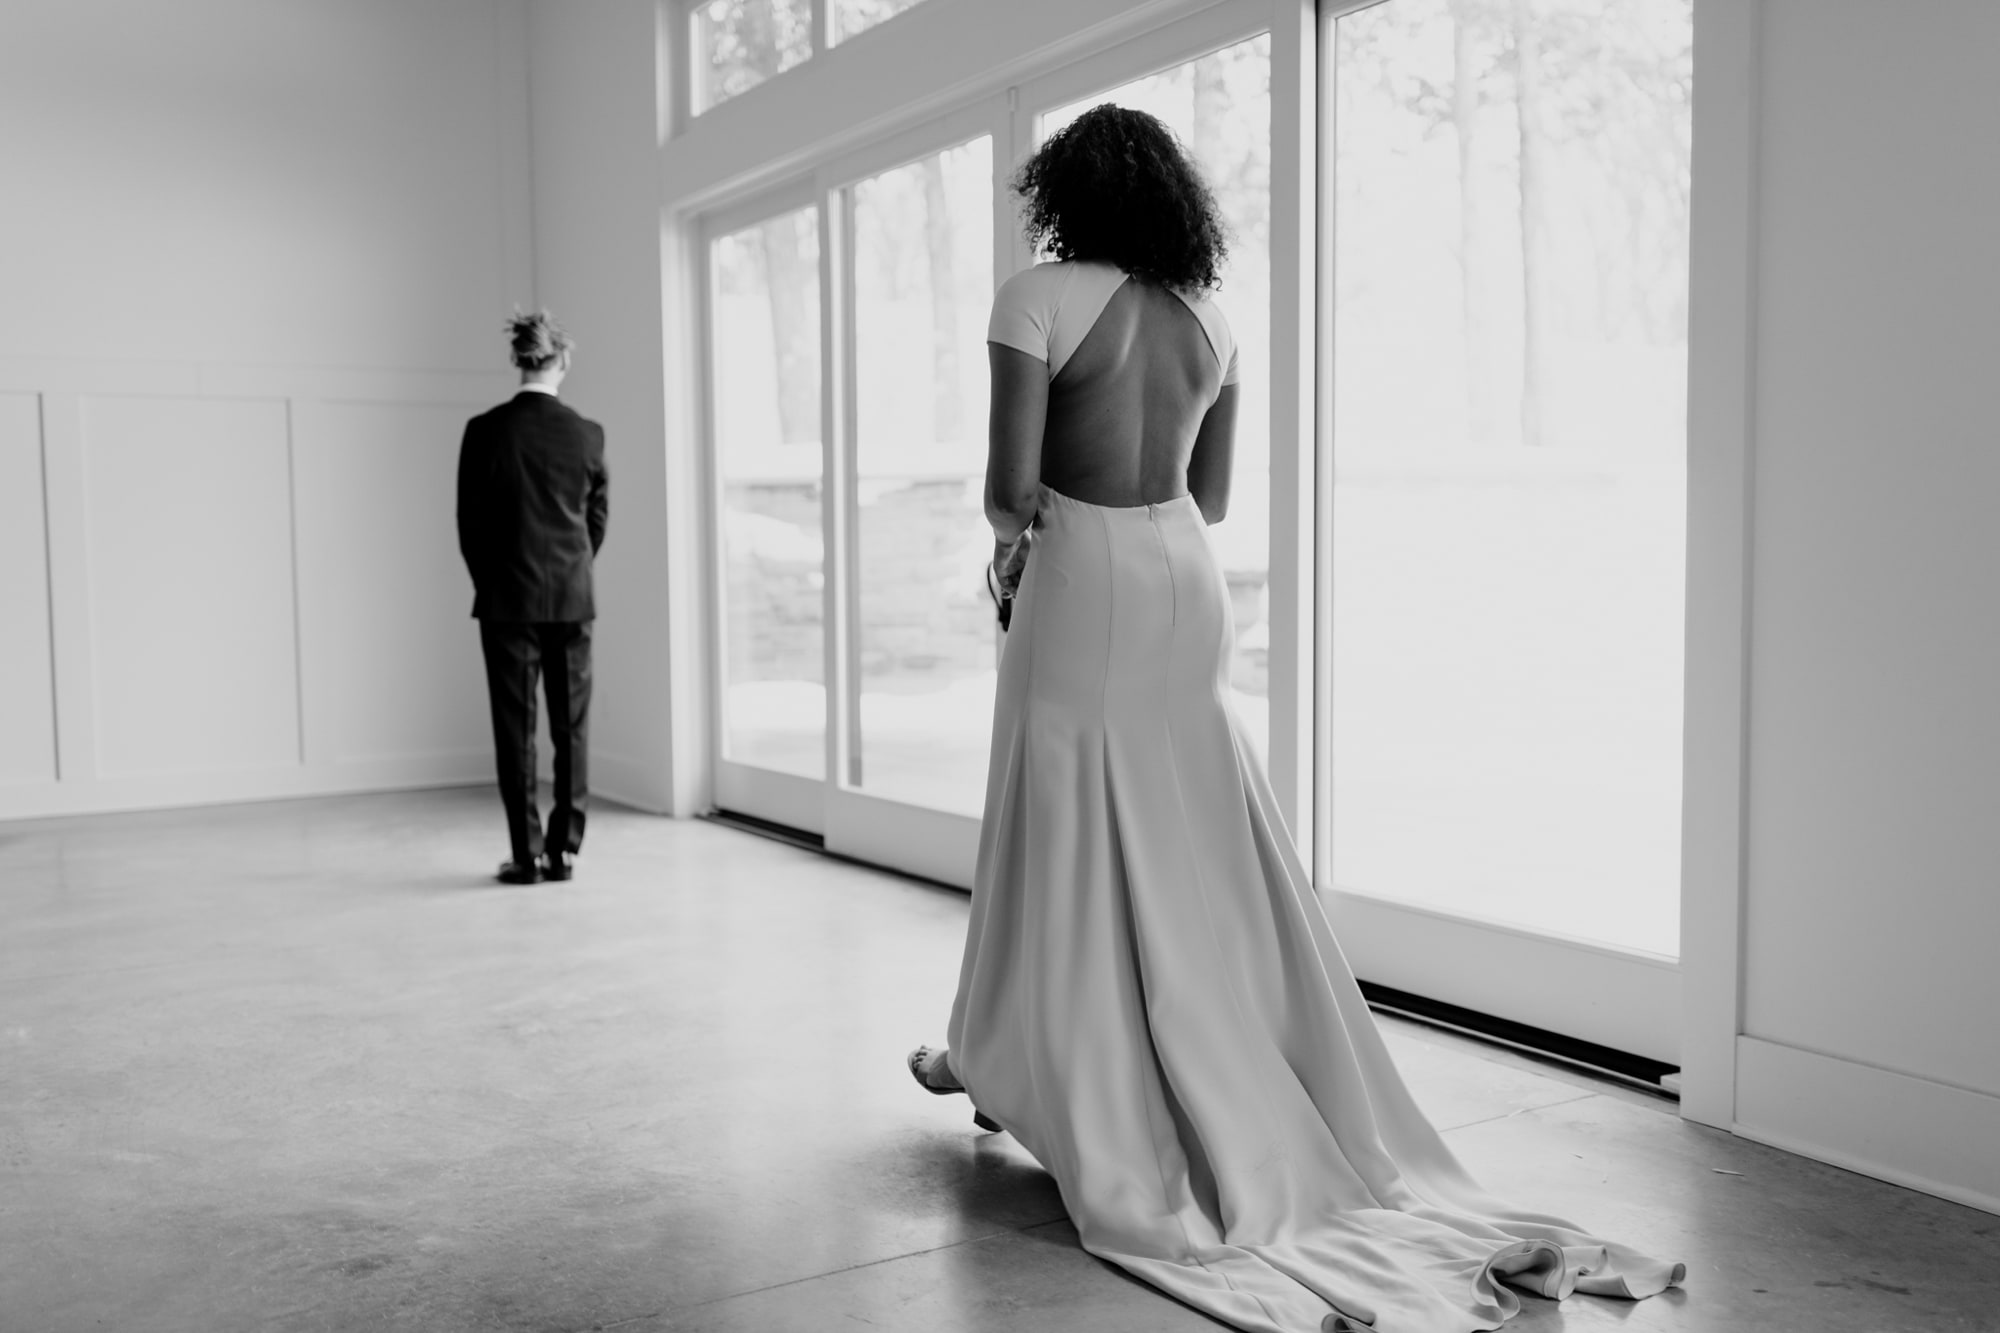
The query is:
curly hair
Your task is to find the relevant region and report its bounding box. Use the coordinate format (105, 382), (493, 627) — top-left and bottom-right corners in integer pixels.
(1013, 104), (1228, 293)
(506, 308), (573, 371)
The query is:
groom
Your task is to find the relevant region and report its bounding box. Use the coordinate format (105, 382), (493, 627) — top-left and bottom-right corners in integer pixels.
(457, 310), (609, 884)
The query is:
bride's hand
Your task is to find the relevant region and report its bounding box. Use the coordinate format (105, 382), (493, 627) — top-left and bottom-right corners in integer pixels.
(993, 533), (1031, 598)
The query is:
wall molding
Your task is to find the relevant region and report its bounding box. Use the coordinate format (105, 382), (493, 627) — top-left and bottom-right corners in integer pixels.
(0, 754), (490, 823)
(0, 357), (514, 405)
(0, 371), (519, 826)
(1734, 1035), (2000, 1218)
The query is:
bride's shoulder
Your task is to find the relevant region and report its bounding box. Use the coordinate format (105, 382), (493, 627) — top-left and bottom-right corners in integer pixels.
(995, 259), (1127, 306)
(991, 263), (1079, 332)
(996, 260), (1074, 297)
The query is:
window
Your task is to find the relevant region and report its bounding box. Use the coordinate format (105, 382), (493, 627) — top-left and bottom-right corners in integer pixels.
(1325, 0), (1693, 955)
(848, 137), (995, 815)
(691, 0), (931, 114)
(832, 0), (924, 46)
(692, 0), (812, 114)
(709, 206), (825, 777)
(692, 12), (1293, 880)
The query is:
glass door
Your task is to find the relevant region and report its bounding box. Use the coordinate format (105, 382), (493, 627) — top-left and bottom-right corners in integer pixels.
(700, 116), (1006, 882)
(1318, 0), (1694, 1063)
(699, 5), (1296, 889)
(706, 196), (828, 834)
(842, 137), (996, 815)
(821, 129), (1000, 883)
(824, 11), (1288, 881)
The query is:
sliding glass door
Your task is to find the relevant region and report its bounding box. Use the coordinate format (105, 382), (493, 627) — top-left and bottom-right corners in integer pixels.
(697, 0), (1690, 1066)
(702, 115), (1006, 880)
(701, 7), (1287, 886)
(1317, 0), (1693, 1064)
(844, 137), (996, 819)
(708, 197), (828, 834)
(820, 124), (1002, 881)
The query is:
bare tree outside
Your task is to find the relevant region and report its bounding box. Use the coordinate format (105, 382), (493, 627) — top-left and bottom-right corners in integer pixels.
(757, 213), (821, 447)
(1330, 0), (1694, 956)
(1336, 0), (1692, 451)
(691, 0), (811, 111)
(703, 30), (1275, 806)
(917, 154), (964, 444)
(709, 212), (825, 779)
(832, 0), (925, 45)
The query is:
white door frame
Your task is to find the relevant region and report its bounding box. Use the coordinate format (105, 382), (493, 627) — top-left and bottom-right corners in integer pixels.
(671, 0), (1762, 1101)
(690, 0), (1314, 888)
(1304, 0), (1759, 1075)
(1675, 0), (1761, 1127)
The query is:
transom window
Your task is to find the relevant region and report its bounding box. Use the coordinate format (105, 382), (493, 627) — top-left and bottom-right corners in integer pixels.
(690, 0), (932, 114)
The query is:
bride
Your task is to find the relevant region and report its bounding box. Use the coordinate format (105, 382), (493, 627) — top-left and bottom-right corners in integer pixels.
(906, 105), (1684, 1333)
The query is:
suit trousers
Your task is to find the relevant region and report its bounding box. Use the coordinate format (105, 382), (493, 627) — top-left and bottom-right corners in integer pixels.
(478, 620), (592, 862)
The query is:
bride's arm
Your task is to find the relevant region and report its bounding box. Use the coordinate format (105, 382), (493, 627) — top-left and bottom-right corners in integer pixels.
(1187, 383), (1239, 526)
(985, 343), (1047, 547)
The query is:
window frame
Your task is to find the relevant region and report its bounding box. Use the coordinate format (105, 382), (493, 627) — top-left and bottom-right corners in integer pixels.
(680, 0), (1308, 886)
(681, 0), (940, 120)
(699, 180), (828, 832)
(681, 0), (827, 121)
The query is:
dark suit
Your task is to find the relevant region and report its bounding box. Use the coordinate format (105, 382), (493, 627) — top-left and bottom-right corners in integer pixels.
(456, 389), (608, 863)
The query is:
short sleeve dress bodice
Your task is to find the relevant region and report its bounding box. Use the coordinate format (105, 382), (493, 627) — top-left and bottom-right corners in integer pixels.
(938, 261), (1684, 1332)
(985, 259), (1241, 387)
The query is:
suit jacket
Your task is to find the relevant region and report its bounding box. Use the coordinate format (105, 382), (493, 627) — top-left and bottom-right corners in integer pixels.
(456, 391), (609, 622)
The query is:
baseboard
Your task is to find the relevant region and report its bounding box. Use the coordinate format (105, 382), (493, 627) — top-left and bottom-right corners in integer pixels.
(0, 747), (672, 825)
(594, 750), (670, 814)
(0, 753), (489, 823)
(1734, 1035), (2000, 1217)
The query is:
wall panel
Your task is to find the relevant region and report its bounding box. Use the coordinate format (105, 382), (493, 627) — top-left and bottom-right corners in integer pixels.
(0, 0), (531, 820)
(1741, 0), (2000, 1103)
(0, 395), (57, 785)
(81, 395), (300, 778)
(294, 399), (490, 767)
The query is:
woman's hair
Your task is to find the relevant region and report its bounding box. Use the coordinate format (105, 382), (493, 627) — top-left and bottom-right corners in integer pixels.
(1013, 104), (1228, 293)
(506, 309), (573, 371)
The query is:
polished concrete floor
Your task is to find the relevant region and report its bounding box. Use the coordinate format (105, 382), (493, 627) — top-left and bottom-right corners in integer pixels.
(3, 788), (1995, 1333)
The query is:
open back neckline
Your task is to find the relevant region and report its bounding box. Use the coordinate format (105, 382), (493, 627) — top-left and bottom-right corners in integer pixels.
(1042, 260), (1231, 384)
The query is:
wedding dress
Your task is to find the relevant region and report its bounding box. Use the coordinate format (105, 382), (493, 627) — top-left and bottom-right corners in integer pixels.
(938, 261), (1685, 1333)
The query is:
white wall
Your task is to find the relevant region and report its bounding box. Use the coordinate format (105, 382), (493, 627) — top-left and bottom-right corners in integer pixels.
(1722, 0), (2000, 1213)
(0, 0), (533, 819)
(525, 0), (681, 814)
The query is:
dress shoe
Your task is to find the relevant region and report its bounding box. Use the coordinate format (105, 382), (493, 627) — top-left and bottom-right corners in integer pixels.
(541, 851), (575, 882)
(495, 858), (542, 885)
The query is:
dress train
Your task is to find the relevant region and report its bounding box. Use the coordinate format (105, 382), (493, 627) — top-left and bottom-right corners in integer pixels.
(943, 485), (1684, 1333)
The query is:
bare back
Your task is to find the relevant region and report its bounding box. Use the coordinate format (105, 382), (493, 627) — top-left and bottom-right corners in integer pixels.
(985, 261), (1240, 532)
(1041, 281), (1225, 506)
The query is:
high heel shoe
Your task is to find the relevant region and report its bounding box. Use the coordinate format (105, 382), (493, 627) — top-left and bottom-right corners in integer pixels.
(908, 1046), (1003, 1132)
(907, 1044), (962, 1095)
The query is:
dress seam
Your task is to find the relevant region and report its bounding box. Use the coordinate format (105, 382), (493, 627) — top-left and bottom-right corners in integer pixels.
(1159, 608), (1311, 1202)
(1124, 511), (1285, 1332)
(1013, 530), (1046, 1127)
(1148, 506), (1178, 625)
(967, 529), (1045, 1117)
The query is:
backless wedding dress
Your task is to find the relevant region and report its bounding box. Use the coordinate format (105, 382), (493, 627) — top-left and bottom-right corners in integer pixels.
(939, 261), (1684, 1333)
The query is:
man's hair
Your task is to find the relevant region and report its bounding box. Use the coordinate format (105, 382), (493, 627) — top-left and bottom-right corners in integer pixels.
(506, 309), (573, 371)
(1013, 105), (1229, 293)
